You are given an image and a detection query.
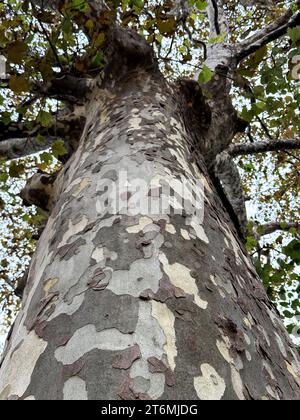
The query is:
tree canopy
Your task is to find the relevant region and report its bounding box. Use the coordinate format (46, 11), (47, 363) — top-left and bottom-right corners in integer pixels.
(0, 0), (300, 342)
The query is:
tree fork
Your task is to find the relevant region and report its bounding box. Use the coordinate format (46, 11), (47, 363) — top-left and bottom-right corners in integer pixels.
(0, 65), (299, 399)
(0, 3), (300, 401)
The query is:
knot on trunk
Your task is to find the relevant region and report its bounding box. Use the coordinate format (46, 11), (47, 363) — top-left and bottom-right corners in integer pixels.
(20, 171), (59, 214)
(103, 27), (158, 80)
(176, 78), (212, 149)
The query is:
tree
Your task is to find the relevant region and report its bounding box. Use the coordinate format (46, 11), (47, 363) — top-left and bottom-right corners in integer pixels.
(0, 0), (300, 400)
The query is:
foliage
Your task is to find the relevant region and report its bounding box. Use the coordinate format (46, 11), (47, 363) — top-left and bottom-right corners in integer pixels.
(0, 0), (299, 339)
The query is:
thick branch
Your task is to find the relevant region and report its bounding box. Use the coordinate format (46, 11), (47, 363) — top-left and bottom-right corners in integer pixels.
(34, 75), (93, 103)
(229, 138), (300, 157)
(258, 222), (300, 236)
(1, 74), (93, 103)
(236, 2), (300, 61)
(0, 109), (86, 159)
(203, 1), (233, 73)
(0, 136), (55, 160)
(207, 0), (227, 37)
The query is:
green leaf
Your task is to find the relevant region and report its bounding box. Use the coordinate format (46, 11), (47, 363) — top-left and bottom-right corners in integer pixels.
(283, 240), (300, 264)
(208, 32), (226, 45)
(36, 134), (45, 143)
(131, 0), (144, 9)
(37, 110), (53, 128)
(0, 172), (8, 183)
(40, 152), (53, 165)
(198, 64), (214, 84)
(283, 310), (295, 319)
(22, 0), (29, 12)
(9, 161), (25, 178)
(195, 1), (208, 11)
(51, 140), (68, 158)
(288, 26), (300, 43)
(71, 0), (90, 12)
(90, 51), (104, 69)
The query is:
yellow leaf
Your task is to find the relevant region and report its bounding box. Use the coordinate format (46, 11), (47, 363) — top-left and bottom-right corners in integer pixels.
(93, 32), (106, 47)
(157, 18), (176, 35)
(9, 75), (30, 94)
(7, 41), (28, 64)
(85, 19), (94, 33)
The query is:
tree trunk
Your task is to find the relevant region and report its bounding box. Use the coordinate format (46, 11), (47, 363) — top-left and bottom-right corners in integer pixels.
(0, 68), (300, 401)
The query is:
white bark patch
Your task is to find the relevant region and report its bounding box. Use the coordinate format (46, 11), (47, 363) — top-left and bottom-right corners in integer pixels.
(108, 233), (163, 297)
(134, 301), (169, 361)
(191, 162), (213, 194)
(223, 227), (244, 266)
(130, 359), (165, 399)
(72, 178), (92, 197)
(100, 105), (110, 125)
(180, 229), (191, 240)
(266, 384), (280, 400)
(216, 338), (234, 365)
(60, 215), (89, 247)
(230, 367), (245, 400)
(243, 313), (255, 330)
(55, 325), (135, 365)
(0, 331), (47, 399)
(217, 336), (243, 371)
(245, 351), (252, 362)
(275, 332), (287, 358)
(126, 216), (153, 233)
(91, 247), (117, 265)
(130, 301), (170, 399)
(63, 377), (88, 400)
(155, 93), (166, 102)
(285, 361), (300, 387)
(243, 332), (251, 346)
(194, 363), (226, 400)
(187, 217), (209, 244)
(129, 109), (142, 131)
(43, 277), (59, 297)
(169, 148), (192, 177)
(131, 376), (150, 394)
(165, 224), (176, 235)
(209, 275), (217, 286)
(159, 253), (208, 310)
(24, 395), (35, 400)
(47, 294), (85, 322)
(257, 325), (270, 347)
(263, 360), (275, 380)
(91, 247), (105, 263)
(151, 301), (177, 371)
(210, 274), (237, 298)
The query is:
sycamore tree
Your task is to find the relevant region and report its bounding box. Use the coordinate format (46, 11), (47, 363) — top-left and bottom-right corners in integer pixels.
(0, 0), (300, 400)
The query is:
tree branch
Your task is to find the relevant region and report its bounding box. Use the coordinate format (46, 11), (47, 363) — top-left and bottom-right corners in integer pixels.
(30, 0), (63, 71)
(229, 138), (300, 157)
(236, 2), (300, 62)
(31, 0), (114, 36)
(1, 73), (93, 103)
(258, 222), (300, 236)
(0, 108), (86, 159)
(35, 74), (94, 103)
(0, 136), (55, 160)
(202, 1), (233, 72)
(207, 0), (227, 37)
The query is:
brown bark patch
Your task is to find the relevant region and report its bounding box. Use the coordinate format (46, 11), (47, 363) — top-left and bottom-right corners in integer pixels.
(112, 345), (141, 370)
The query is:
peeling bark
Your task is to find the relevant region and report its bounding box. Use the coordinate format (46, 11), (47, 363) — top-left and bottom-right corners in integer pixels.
(0, 61), (300, 401)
